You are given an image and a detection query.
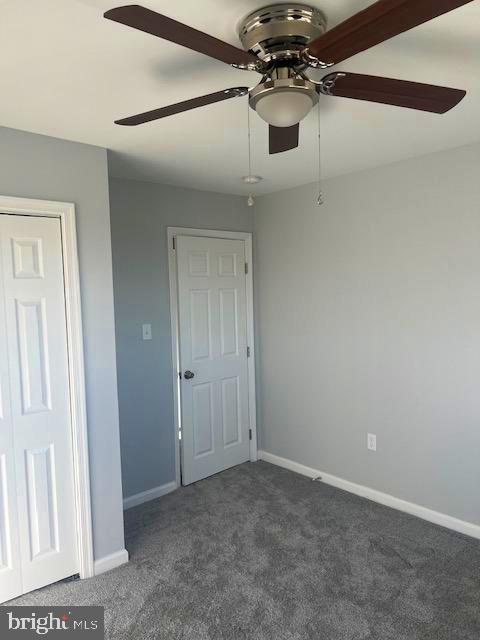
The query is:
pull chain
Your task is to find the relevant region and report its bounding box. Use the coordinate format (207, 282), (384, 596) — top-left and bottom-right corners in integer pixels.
(247, 102), (254, 207)
(317, 99), (324, 206)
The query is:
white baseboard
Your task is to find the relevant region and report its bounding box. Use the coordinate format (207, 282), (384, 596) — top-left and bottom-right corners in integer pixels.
(123, 480), (178, 510)
(94, 549), (129, 576)
(258, 450), (480, 540)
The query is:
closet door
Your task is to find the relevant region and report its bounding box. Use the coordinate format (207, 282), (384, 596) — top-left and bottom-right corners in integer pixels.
(0, 224), (22, 603)
(0, 215), (78, 601)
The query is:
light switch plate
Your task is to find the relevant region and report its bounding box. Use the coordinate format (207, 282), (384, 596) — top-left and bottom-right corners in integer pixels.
(142, 323), (152, 341)
(367, 433), (377, 451)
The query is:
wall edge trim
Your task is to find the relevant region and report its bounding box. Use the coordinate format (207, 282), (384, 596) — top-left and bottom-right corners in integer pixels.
(94, 549), (129, 576)
(123, 481), (179, 511)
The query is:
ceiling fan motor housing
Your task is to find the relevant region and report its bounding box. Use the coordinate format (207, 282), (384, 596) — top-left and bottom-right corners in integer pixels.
(239, 3), (327, 65)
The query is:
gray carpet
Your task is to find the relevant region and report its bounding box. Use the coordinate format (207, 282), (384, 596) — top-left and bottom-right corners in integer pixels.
(9, 461), (480, 639)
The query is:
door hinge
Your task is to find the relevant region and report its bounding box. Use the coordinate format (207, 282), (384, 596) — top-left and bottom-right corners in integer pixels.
(172, 237), (176, 250)
(247, 346), (251, 358)
(249, 429), (252, 441)
(245, 262), (248, 275)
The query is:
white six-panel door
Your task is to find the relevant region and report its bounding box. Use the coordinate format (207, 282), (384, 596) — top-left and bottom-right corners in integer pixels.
(0, 215), (78, 602)
(177, 236), (250, 485)
(0, 224), (22, 602)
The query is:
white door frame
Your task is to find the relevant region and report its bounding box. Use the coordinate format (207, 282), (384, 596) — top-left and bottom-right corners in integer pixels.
(0, 195), (94, 579)
(167, 227), (257, 486)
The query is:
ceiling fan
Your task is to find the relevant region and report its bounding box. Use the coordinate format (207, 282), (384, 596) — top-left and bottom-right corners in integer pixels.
(105, 1), (471, 155)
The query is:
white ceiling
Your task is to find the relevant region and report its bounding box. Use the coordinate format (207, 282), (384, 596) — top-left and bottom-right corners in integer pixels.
(1, 0), (479, 195)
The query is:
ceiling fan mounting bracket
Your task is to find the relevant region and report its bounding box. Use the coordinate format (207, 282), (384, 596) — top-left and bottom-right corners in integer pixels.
(239, 3), (327, 65)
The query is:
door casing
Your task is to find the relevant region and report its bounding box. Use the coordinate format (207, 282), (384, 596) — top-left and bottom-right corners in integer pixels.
(0, 195), (94, 581)
(168, 227), (257, 486)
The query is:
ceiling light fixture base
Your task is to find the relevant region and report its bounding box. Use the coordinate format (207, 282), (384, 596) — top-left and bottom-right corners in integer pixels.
(242, 175), (263, 184)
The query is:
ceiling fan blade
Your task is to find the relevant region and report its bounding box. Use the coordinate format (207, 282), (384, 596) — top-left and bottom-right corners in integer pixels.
(104, 5), (259, 68)
(321, 73), (466, 113)
(115, 87), (249, 126)
(269, 124), (300, 154)
(305, 0), (475, 65)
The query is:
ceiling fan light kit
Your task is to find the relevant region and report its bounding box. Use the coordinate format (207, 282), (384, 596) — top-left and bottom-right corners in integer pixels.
(105, 0), (471, 163)
(249, 68), (319, 128)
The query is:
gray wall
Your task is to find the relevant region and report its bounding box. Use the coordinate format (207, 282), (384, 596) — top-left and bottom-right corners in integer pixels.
(254, 142), (480, 526)
(109, 177), (253, 499)
(0, 127), (125, 560)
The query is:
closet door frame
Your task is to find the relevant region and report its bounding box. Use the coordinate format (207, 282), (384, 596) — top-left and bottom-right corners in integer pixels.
(0, 195), (94, 580)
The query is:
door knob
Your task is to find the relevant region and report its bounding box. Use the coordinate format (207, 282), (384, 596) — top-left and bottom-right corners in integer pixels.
(184, 370), (195, 380)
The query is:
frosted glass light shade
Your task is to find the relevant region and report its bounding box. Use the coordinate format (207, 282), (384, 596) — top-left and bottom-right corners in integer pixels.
(255, 90), (314, 127)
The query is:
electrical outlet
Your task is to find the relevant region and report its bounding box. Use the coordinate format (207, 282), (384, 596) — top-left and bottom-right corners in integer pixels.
(367, 433), (377, 451)
(142, 323), (152, 341)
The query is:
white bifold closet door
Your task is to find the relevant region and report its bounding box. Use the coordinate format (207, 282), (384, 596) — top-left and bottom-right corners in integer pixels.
(0, 215), (78, 603)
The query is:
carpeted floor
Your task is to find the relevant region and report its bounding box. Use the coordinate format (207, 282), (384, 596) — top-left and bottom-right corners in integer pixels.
(9, 461), (480, 639)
